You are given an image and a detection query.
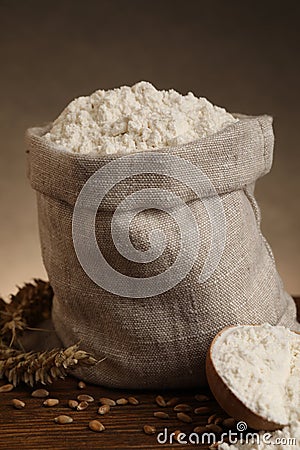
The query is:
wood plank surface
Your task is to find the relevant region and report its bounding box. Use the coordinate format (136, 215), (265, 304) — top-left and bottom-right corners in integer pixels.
(0, 298), (299, 450)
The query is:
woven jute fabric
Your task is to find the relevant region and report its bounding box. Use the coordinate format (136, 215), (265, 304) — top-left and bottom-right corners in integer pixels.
(26, 115), (300, 389)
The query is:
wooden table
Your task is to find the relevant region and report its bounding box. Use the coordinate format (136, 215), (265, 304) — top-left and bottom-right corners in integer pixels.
(0, 299), (299, 450)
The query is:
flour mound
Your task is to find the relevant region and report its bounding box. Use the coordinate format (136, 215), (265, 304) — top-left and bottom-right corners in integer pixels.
(212, 324), (300, 426)
(44, 81), (237, 155)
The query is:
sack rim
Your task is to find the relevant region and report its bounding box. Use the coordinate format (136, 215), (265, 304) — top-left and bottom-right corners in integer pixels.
(26, 114), (274, 207)
(26, 113), (271, 161)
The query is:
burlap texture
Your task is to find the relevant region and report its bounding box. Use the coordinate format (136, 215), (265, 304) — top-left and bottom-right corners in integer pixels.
(26, 115), (300, 389)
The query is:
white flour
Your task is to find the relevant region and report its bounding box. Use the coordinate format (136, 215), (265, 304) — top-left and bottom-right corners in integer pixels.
(212, 324), (300, 426)
(218, 421), (300, 450)
(213, 324), (300, 450)
(44, 81), (237, 155)
(212, 324), (300, 425)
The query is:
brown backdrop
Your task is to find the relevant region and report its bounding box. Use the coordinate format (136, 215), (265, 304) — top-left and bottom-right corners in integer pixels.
(0, 0), (299, 297)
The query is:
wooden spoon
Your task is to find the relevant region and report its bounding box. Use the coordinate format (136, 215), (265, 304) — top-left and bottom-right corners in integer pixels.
(206, 325), (299, 431)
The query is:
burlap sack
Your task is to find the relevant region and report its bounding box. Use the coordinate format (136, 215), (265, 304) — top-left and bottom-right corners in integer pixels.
(26, 114), (299, 389)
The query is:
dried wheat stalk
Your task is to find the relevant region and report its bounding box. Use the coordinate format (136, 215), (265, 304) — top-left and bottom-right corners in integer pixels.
(0, 343), (97, 386)
(0, 279), (53, 347)
(0, 280), (98, 386)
